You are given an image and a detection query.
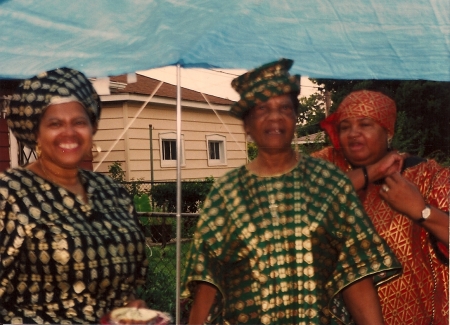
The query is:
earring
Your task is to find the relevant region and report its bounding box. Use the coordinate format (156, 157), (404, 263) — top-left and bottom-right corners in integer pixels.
(92, 143), (102, 158)
(35, 143), (42, 158)
(387, 137), (393, 150)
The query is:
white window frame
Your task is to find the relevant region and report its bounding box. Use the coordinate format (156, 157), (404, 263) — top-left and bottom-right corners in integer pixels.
(206, 134), (227, 166)
(159, 132), (185, 168)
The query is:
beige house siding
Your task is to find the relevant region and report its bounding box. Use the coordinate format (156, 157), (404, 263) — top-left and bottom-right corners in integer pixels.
(93, 95), (247, 181)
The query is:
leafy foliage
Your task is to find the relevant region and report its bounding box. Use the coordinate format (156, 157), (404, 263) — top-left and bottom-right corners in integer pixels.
(134, 194), (152, 213)
(297, 93), (326, 137)
(108, 161), (146, 196)
(247, 142), (258, 161)
(149, 177), (214, 213)
(149, 178), (214, 238)
(108, 161), (126, 183)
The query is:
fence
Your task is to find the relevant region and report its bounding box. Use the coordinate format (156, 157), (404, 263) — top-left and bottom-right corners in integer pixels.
(118, 179), (214, 320)
(136, 212), (199, 321)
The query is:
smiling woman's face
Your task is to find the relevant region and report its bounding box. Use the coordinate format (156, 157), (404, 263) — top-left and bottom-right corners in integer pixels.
(244, 94), (297, 155)
(37, 101), (94, 169)
(338, 116), (389, 167)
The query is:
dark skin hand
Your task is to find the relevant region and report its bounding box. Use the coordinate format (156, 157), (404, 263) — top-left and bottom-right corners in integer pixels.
(346, 151), (448, 245)
(347, 150), (404, 191)
(380, 172), (449, 245)
(125, 299), (148, 308)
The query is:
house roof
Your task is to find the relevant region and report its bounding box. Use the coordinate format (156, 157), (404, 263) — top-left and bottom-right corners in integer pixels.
(109, 74), (234, 106)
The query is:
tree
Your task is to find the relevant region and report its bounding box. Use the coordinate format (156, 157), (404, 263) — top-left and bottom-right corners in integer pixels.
(297, 93), (326, 137)
(247, 142), (258, 161)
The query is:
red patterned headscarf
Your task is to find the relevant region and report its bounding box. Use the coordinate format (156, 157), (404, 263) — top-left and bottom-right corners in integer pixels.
(320, 90), (396, 149)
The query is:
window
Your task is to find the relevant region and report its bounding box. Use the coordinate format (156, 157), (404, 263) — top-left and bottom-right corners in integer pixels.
(206, 134), (227, 166)
(159, 132), (185, 167)
(162, 139), (177, 160)
(209, 141), (221, 160)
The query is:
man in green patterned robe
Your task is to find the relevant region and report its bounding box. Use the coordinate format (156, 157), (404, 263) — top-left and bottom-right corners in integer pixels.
(182, 59), (401, 325)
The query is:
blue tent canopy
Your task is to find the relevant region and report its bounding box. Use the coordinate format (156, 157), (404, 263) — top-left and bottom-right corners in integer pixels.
(0, 0), (448, 80)
(1, 2), (448, 323)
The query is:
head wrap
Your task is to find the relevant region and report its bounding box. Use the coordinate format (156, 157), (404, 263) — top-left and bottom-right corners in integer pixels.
(320, 90), (396, 149)
(229, 58), (300, 119)
(7, 67), (101, 148)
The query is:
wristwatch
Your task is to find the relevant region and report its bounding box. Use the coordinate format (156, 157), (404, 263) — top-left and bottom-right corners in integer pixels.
(417, 205), (431, 223)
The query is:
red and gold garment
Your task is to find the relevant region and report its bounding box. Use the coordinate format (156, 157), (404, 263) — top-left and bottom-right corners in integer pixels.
(312, 147), (449, 325)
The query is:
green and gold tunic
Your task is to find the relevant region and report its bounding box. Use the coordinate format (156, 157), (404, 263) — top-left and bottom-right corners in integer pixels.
(182, 155), (400, 325)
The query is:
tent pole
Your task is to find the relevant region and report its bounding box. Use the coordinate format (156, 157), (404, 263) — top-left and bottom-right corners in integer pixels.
(175, 64), (182, 325)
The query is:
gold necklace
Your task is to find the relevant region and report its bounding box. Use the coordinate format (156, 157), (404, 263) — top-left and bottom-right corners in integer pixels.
(38, 159), (81, 187)
(39, 159), (87, 202)
(38, 159), (56, 183)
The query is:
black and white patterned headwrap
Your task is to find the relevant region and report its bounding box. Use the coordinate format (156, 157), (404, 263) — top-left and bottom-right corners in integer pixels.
(7, 67), (101, 148)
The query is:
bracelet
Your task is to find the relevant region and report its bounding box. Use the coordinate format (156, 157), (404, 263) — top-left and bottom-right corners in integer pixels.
(362, 166), (369, 191)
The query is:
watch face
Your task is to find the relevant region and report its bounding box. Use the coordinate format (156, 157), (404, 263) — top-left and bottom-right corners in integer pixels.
(422, 206), (431, 219)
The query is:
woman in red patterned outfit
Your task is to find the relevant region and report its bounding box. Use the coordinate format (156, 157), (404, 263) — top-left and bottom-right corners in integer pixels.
(311, 90), (449, 325)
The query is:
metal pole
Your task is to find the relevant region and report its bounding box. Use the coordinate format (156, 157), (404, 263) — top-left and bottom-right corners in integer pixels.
(175, 64), (182, 325)
(149, 124), (154, 186)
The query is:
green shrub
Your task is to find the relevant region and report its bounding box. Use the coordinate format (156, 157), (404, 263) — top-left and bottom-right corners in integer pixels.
(149, 177), (214, 213)
(149, 178), (213, 238)
(108, 161), (146, 196)
(134, 194), (152, 213)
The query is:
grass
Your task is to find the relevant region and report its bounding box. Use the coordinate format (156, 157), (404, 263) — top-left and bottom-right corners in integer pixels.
(137, 241), (192, 319)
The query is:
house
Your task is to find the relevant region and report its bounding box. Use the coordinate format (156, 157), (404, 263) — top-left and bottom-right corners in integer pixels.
(1, 79), (21, 171)
(93, 74), (248, 181)
(0, 75), (249, 181)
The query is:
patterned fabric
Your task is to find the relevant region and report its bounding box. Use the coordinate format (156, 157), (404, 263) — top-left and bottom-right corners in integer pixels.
(320, 90), (396, 149)
(229, 58), (300, 119)
(311, 147), (450, 325)
(7, 67), (101, 149)
(182, 155), (401, 325)
(0, 168), (148, 324)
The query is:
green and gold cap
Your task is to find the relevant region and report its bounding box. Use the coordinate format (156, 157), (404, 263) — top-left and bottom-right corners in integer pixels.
(230, 58), (300, 119)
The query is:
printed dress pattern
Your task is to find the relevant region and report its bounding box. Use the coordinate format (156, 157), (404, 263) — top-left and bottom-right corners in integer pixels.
(0, 168), (148, 324)
(182, 155), (401, 325)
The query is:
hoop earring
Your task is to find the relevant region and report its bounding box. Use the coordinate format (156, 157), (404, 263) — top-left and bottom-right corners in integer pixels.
(36, 143), (42, 158)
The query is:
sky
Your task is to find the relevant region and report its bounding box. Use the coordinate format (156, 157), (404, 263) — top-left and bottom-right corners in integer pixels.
(138, 66), (319, 101)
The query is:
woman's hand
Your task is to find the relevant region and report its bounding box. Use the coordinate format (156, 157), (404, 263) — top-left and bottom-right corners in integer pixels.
(367, 151), (405, 182)
(380, 172), (449, 245)
(125, 299), (148, 309)
(347, 151), (405, 191)
(379, 172), (424, 217)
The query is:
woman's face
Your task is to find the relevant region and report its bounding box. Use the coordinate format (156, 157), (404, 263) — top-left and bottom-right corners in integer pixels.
(338, 117), (389, 167)
(244, 94), (297, 154)
(37, 101), (94, 169)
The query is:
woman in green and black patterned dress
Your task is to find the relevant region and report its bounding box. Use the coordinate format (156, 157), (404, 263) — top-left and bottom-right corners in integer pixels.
(0, 68), (148, 324)
(181, 59), (402, 325)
